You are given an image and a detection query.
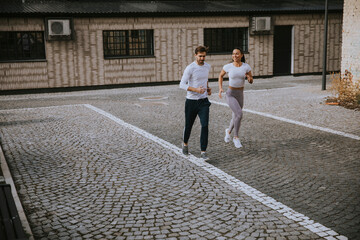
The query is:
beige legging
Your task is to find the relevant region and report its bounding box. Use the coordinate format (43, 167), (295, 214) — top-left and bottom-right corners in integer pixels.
(226, 88), (244, 138)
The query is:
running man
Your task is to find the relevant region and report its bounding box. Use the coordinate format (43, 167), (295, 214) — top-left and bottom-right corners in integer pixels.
(179, 46), (212, 160)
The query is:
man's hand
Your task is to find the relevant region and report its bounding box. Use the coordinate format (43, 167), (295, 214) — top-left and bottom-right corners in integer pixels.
(197, 86), (206, 94)
(207, 87), (212, 96)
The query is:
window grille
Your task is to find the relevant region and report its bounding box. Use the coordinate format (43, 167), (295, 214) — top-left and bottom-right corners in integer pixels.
(0, 31), (46, 61)
(204, 28), (248, 54)
(103, 30), (154, 58)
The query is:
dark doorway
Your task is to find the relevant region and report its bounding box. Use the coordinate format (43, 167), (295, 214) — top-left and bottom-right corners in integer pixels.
(273, 25), (292, 75)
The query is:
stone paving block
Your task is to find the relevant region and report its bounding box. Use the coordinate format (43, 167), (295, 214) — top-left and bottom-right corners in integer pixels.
(0, 76), (358, 239)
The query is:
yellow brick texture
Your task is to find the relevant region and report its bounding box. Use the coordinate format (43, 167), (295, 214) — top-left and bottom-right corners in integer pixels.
(0, 14), (343, 90)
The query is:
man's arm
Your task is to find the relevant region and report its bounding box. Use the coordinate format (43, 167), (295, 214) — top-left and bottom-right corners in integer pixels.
(179, 67), (191, 91)
(179, 66), (204, 93)
(188, 86), (205, 94)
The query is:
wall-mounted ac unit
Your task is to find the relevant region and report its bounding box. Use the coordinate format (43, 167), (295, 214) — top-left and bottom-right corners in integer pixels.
(48, 20), (71, 36)
(45, 18), (73, 40)
(250, 16), (273, 35)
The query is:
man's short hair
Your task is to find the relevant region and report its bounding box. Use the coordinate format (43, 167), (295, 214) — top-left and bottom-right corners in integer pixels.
(195, 46), (209, 54)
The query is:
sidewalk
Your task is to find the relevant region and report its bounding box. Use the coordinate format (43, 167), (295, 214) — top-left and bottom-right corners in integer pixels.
(0, 75), (359, 239)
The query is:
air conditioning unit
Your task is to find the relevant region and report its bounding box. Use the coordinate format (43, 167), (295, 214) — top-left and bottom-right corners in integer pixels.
(250, 16), (273, 35)
(45, 18), (73, 40)
(254, 17), (271, 31)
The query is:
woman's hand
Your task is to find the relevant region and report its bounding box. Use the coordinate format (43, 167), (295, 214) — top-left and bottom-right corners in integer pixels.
(219, 88), (224, 99)
(246, 72), (254, 84)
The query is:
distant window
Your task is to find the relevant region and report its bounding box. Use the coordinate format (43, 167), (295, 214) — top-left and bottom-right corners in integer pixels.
(103, 30), (154, 58)
(204, 28), (248, 54)
(0, 31), (46, 61)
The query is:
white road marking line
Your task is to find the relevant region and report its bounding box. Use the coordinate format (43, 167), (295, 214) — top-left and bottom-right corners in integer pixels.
(0, 91), (119, 101)
(0, 86), (296, 101)
(84, 104), (347, 240)
(243, 86), (298, 93)
(210, 100), (360, 141)
(0, 104), (85, 112)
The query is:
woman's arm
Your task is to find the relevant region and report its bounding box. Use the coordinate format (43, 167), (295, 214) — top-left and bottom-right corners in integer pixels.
(218, 69), (226, 98)
(247, 71), (253, 84)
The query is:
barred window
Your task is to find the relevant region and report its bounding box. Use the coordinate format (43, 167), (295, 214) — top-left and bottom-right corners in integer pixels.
(0, 31), (46, 61)
(204, 28), (248, 54)
(103, 30), (154, 58)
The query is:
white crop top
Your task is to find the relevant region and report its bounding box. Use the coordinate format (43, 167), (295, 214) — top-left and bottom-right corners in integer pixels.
(223, 63), (252, 88)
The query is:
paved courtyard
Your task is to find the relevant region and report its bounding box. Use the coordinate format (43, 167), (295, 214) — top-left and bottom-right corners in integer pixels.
(0, 75), (359, 240)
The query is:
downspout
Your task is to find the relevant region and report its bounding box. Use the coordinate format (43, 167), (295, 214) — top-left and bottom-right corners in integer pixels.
(322, 0), (329, 90)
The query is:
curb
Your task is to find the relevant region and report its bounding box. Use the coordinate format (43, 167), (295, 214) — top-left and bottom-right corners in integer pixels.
(0, 145), (34, 240)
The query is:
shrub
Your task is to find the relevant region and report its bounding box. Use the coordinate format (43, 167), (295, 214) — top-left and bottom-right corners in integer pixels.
(328, 70), (360, 110)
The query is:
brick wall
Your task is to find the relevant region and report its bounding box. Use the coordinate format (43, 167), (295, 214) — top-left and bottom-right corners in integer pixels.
(0, 18), (49, 89)
(0, 13), (343, 90)
(341, 0), (360, 81)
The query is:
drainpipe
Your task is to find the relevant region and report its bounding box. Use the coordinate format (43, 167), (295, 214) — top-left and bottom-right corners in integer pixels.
(322, 0), (329, 90)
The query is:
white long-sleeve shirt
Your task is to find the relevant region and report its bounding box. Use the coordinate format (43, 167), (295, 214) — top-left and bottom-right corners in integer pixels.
(179, 61), (211, 100)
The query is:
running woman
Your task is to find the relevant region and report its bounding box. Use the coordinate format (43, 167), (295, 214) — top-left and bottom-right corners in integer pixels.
(218, 48), (253, 148)
(180, 46), (212, 160)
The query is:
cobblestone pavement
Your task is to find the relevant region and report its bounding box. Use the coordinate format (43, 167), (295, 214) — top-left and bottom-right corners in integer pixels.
(0, 75), (359, 240)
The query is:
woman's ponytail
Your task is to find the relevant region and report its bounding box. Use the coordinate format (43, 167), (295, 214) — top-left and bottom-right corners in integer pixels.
(241, 55), (246, 63)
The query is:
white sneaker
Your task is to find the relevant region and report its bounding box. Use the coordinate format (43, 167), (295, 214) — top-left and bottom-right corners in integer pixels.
(200, 152), (209, 161)
(224, 129), (231, 143)
(233, 138), (242, 148)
